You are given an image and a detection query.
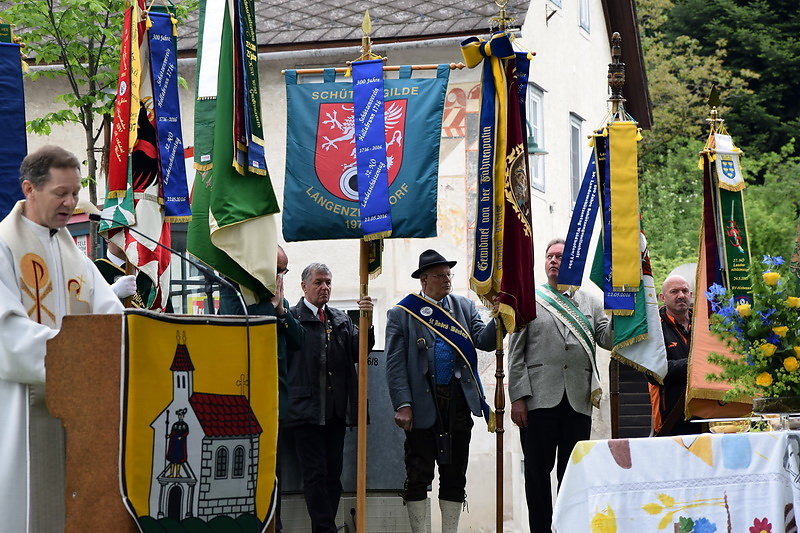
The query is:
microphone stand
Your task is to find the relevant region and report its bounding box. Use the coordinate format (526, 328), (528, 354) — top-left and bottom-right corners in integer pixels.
(90, 214), (255, 401)
(88, 214), (248, 316)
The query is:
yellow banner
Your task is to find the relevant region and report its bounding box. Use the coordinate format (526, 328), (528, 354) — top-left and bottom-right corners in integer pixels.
(609, 121), (641, 291)
(121, 311), (278, 528)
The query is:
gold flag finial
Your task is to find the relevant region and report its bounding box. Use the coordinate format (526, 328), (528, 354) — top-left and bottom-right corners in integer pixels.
(362, 10), (372, 36)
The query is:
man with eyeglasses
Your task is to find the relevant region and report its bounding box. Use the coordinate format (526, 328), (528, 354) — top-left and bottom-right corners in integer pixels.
(217, 244), (303, 531)
(385, 249), (501, 532)
(507, 238), (612, 533)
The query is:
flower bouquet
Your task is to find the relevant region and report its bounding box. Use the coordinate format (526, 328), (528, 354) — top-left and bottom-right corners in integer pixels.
(705, 255), (800, 402)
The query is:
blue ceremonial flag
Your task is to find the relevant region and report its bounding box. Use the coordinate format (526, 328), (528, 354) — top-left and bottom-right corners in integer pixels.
(557, 153), (599, 291)
(0, 42), (25, 219)
(282, 65), (449, 241)
(351, 59), (392, 240)
(147, 12), (191, 222)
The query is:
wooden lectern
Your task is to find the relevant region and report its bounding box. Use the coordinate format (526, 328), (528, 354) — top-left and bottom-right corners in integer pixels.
(46, 314), (138, 532)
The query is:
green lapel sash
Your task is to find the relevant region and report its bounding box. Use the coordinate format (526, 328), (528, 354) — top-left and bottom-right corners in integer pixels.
(536, 284), (596, 360)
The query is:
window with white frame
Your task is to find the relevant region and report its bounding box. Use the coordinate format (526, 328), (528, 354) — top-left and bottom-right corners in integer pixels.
(569, 113), (584, 202)
(579, 0), (590, 32)
(526, 85), (545, 192)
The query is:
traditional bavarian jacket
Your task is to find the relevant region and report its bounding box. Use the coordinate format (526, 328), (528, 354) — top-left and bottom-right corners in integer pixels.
(0, 201), (122, 532)
(508, 285), (612, 416)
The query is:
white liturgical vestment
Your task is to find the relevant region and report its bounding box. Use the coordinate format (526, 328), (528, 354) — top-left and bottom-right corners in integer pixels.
(0, 201), (122, 532)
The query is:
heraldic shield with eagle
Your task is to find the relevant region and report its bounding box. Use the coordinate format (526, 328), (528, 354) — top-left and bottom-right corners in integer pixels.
(120, 312), (278, 532)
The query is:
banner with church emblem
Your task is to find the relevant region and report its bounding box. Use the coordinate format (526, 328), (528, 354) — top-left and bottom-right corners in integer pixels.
(120, 311), (278, 532)
(282, 65), (449, 241)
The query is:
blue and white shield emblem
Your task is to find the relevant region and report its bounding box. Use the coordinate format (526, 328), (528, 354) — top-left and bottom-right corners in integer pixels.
(720, 157), (737, 181)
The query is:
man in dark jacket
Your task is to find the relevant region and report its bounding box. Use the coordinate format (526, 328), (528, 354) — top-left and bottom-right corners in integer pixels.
(651, 274), (700, 436)
(285, 262), (373, 533)
(218, 245), (304, 531)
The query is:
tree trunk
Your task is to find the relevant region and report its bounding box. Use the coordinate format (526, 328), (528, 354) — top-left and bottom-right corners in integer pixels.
(84, 105), (98, 260)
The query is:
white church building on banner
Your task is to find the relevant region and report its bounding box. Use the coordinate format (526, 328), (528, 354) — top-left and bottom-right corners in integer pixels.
(148, 338), (263, 521)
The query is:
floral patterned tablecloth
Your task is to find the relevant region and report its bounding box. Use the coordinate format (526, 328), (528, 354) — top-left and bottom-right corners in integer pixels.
(553, 431), (800, 532)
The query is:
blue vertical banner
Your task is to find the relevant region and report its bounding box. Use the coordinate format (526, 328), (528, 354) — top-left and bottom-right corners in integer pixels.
(0, 42), (25, 218)
(351, 59), (392, 240)
(557, 153), (599, 291)
(148, 12), (191, 222)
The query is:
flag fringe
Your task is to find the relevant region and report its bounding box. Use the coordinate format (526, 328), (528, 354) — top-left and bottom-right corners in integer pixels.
(247, 165), (267, 176)
(165, 215), (192, 223)
(496, 301), (517, 334)
(717, 181), (746, 192)
(368, 266), (382, 280)
(611, 284), (639, 293)
(194, 161), (213, 171)
(487, 410), (496, 433)
(610, 349), (664, 385)
(363, 230), (391, 242)
(605, 308), (635, 316)
(591, 387), (602, 409)
(556, 283), (580, 295)
(106, 190), (127, 199)
(470, 278), (494, 298)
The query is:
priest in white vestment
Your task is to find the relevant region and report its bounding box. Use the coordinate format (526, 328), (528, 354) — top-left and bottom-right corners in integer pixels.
(0, 145), (123, 532)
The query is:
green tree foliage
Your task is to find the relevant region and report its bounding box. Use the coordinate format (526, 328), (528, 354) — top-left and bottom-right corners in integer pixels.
(636, 0), (800, 285)
(2, 0), (126, 210)
(664, 0), (800, 160)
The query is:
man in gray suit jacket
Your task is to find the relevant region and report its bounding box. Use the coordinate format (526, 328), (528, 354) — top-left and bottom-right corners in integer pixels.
(508, 239), (612, 533)
(386, 249), (501, 533)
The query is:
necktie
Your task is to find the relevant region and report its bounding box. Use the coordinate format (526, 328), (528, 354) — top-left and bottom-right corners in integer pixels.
(318, 307), (325, 323)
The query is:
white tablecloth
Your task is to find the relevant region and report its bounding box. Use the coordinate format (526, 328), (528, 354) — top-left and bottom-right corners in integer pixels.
(553, 431), (800, 532)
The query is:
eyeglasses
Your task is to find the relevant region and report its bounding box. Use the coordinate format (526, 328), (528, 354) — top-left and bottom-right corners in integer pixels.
(427, 273), (453, 280)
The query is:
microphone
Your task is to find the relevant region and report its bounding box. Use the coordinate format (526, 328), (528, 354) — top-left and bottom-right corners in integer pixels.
(88, 213), (248, 316)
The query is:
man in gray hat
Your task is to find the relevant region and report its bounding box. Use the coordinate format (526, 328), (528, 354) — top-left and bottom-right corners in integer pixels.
(385, 249), (501, 532)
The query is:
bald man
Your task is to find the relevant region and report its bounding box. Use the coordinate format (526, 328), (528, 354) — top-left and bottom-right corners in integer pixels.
(650, 275), (700, 436)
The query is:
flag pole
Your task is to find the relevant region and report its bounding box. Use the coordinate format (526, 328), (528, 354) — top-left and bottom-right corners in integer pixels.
(355, 13), (373, 532)
(607, 31), (625, 437)
(490, 3), (513, 530)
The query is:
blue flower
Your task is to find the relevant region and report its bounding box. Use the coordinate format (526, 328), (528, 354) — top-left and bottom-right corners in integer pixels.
(766, 333), (781, 346)
(706, 283), (728, 301)
(762, 255), (785, 270)
(693, 517), (717, 533)
(759, 309), (776, 320)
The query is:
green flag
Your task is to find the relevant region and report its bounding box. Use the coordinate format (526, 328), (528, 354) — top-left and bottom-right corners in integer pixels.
(188, 0), (279, 300)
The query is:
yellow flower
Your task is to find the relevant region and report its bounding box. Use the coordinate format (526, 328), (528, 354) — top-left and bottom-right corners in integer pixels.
(760, 343), (778, 357)
(763, 271), (781, 286)
(756, 372), (773, 387)
(736, 303), (752, 317)
(794, 346), (800, 358)
(787, 296), (800, 308)
(773, 326), (789, 337)
(785, 357), (799, 372)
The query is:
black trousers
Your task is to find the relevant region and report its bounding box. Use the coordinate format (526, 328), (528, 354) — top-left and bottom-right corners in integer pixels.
(403, 382), (473, 503)
(520, 394), (591, 533)
(287, 419), (346, 533)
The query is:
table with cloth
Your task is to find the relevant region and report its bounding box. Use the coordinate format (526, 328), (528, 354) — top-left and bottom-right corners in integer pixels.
(553, 431), (800, 532)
